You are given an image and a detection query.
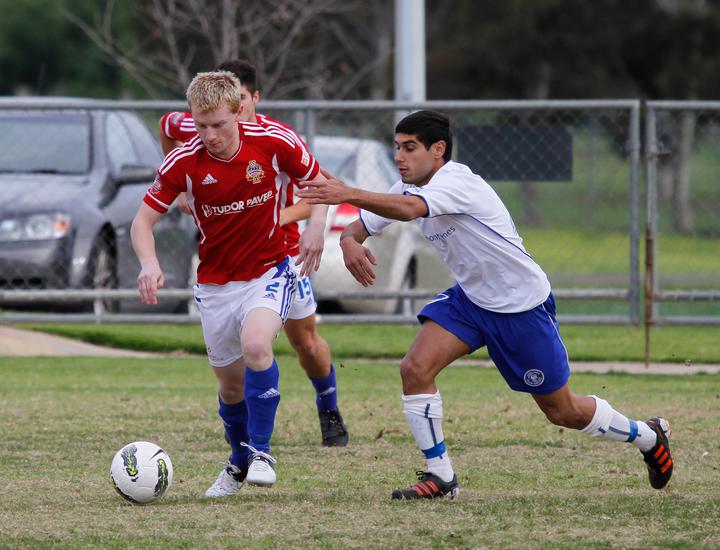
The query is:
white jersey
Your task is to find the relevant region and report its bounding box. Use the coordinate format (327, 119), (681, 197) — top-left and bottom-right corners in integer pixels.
(360, 161), (551, 313)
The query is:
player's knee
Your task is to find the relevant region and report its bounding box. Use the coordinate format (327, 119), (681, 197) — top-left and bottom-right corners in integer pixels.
(400, 355), (432, 387)
(289, 332), (317, 358)
(241, 339), (274, 370)
(218, 381), (244, 403)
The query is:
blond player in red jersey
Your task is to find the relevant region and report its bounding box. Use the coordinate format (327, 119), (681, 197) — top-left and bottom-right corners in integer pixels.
(159, 60), (349, 450)
(132, 71), (329, 496)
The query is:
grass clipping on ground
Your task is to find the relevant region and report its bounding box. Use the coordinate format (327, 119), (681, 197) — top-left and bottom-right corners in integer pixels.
(1, 356), (719, 549)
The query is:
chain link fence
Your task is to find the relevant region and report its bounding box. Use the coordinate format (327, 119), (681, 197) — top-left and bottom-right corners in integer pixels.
(645, 101), (720, 326)
(0, 98), (651, 324)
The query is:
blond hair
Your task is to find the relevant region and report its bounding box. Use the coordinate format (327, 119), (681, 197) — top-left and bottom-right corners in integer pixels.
(186, 71), (242, 113)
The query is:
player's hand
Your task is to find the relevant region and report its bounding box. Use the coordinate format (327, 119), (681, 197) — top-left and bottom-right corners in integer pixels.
(298, 172), (352, 205)
(296, 222), (325, 277)
(340, 238), (377, 287)
(137, 263), (164, 305)
(175, 192), (191, 215)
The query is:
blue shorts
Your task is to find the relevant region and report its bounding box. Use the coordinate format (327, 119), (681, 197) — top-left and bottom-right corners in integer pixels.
(418, 285), (570, 395)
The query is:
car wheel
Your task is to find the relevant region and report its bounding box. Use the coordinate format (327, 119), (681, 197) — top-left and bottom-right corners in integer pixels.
(84, 237), (118, 313)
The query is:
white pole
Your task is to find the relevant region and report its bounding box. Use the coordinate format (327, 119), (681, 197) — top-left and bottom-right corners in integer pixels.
(394, 0), (426, 110)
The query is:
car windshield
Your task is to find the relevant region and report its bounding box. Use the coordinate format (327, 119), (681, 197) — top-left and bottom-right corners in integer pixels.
(0, 114), (90, 174)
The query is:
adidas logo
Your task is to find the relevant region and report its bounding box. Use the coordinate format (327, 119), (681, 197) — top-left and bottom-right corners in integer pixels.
(319, 387), (336, 397)
(258, 388), (280, 399)
(201, 173), (218, 185)
(262, 293), (277, 301)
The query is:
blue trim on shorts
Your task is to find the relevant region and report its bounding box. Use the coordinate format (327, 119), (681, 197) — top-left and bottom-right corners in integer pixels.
(418, 285), (570, 395)
(279, 260), (296, 320)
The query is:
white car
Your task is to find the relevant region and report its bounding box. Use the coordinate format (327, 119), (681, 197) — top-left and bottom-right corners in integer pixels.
(311, 136), (452, 314)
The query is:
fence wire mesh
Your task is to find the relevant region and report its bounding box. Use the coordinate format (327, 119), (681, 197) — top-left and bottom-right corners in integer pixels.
(0, 99), (647, 324)
(646, 102), (720, 326)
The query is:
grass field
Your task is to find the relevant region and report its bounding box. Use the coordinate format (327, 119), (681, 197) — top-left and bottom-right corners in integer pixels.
(23, 322), (720, 363)
(1, 355), (719, 548)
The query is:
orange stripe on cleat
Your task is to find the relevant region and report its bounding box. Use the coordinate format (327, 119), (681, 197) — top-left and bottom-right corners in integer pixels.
(413, 486), (424, 496)
(658, 452), (668, 464)
(654, 445), (665, 459)
(426, 480), (439, 493)
(660, 459), (673, 473)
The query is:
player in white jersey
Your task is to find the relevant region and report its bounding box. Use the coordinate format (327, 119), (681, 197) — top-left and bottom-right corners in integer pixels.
(159, 59), (349, 450)
(299, 110), (673, 499)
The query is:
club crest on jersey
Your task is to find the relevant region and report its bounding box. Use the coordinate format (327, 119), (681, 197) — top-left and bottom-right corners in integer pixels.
(246, 160), (264, 184)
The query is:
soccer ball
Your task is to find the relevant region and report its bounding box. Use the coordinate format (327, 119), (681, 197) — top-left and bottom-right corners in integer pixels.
(110, 441), (173, 504)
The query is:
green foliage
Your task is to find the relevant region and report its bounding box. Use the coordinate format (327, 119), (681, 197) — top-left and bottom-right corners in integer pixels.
(3, 1), (720, 100)
(427, 0), (720, 100)
(0, 356), (718, 547)
(0, 0), (146, 97)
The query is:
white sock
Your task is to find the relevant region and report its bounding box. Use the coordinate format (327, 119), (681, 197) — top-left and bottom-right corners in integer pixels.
(402, 392), (454, 482)
(580, 395), (657, 452)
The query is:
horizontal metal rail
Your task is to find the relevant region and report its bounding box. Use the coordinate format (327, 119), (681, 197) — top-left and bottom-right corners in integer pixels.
(0, 97), (641, 111)
(646, 100), (720, 110)
(0, 287), (630, 302)
(654, 290), (720, 302)
(653, 316), (720, 326)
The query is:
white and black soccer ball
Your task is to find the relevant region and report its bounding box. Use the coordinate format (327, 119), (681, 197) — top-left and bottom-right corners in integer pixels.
(110, 441), (173, 504)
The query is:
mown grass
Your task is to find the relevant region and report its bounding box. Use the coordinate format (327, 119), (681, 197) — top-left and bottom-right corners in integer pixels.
(22, 322), (720, 364)
(1, 356), (719, 549)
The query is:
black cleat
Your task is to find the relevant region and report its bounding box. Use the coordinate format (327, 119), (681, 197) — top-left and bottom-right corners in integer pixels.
(391, 471), (460, 500)
(319, 409), (349, 447)
(642, 417), (673, 489)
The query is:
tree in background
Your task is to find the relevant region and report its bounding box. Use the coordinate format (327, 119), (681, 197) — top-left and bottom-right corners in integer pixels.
(624, 0), (720, 234)
(59, 0), (393, 100)
(0, 0), (140, 97)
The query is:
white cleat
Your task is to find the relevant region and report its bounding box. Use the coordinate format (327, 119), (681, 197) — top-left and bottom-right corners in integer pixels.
(204, 463), (247, 498)
(242, 443), (277, 487)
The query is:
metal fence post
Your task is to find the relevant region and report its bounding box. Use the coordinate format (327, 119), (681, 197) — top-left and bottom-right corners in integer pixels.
(629, 102), (641, 325)
(644, 103), (658, 365)
(303, 108), (316, 153)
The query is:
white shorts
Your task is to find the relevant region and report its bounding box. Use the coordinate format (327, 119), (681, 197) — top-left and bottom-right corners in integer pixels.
(286, 258), (318, 320)
(193, 257), (296, 367)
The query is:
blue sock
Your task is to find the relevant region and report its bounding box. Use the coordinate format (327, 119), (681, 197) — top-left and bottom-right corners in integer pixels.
(310, 364), (338, 412)
(244, 359), (280, 454)
(218, 397), (250, 468)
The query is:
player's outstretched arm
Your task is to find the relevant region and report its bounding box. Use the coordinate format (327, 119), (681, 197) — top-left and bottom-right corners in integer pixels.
(339, 219), (377, 287)
(299, 171), (427, 221)
(130, 203), (165, 305)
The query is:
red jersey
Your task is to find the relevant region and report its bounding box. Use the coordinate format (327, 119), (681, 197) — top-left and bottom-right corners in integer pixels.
(160, 111), (306, 255)
(145, 122), (319, 284)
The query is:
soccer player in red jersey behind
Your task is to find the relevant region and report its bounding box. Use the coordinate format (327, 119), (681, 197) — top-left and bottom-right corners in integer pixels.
(159, 60), (349, 450)
(131, 71), (329, 496)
